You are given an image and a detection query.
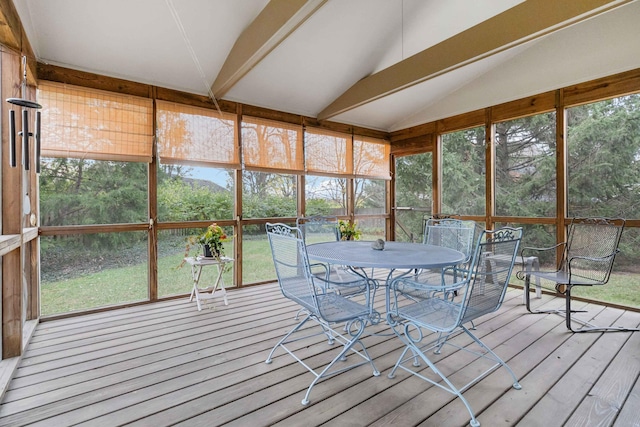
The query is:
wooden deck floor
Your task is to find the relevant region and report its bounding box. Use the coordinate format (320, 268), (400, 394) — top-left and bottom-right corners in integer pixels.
(1, 282), (639, 427)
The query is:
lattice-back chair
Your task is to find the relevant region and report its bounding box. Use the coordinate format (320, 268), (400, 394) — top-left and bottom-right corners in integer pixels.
(296, 215), (367, 298)
(297, 215), (339, 283)
(421, 213), (461, 243)
(296, 215), (340, 245)
(522, 217), (637, 332)
(387, 227), (523, 427)
(413, 218), (475, 298)
(265, 223), (379, 405)
(423, 218), (476, 260)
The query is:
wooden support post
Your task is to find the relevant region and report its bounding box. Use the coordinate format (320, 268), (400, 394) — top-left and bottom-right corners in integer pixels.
(2, 51), (23, 358)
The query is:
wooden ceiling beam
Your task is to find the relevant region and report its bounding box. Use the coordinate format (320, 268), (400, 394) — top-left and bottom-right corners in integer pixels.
(318, 0), (632, 121)
(211, 0), (327, 100)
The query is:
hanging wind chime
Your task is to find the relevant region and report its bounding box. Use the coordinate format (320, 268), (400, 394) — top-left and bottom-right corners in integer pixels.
(6, 55), (42, 173)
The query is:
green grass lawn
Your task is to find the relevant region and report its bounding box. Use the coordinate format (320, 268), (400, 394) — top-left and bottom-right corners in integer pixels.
(40, 237), (640, 316)
(563, 272), (640, 307)
(40, 236), (274, 315)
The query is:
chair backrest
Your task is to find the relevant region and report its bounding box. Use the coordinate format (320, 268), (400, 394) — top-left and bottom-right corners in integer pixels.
(266, 223), (318, 310)
(564, 217), (625, 284)
(459, 227), (522, 324)
(423, 218), (476, 264)
(421, 214), (460, 242)
(296, 216), (340, 245)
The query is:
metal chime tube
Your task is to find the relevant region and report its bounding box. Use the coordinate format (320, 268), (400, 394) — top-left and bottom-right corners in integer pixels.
(9, 109), (16, 167)
(22, 108), (29, 170)
(5, 55), (43, 170)
(35, 111), (41, 173)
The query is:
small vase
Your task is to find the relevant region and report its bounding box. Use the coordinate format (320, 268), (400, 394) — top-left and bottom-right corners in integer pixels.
(203, 244), (219, 258)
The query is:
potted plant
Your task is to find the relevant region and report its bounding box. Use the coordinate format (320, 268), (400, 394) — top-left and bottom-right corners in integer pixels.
(181, 223), (228, 264)
(338, 220), (361, 241)
(196, 223), (228, 257)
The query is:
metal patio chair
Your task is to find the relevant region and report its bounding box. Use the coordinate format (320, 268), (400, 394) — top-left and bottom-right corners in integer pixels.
(521, 217), (638, 332)
(387, 227), (523, 427)
(265, 223), (380, 405)
(420, 213), (461, 242)
(407, 217), (475, 300)
(296, 215), (368, 298)
(297, 215), (340, 245)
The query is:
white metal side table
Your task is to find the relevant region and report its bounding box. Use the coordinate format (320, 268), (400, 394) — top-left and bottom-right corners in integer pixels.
(184, 256), (233, 311)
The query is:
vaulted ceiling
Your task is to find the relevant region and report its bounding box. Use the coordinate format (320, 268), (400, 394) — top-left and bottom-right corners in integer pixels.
(13, 0), (640, 132)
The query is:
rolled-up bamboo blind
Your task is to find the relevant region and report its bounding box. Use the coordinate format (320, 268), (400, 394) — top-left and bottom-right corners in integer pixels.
(156, 100), (239, 168)
(242, 116), (303, 172)
(305, 127), (352, 177)
(354, 135), (391, 179)
(38, 81), (153, 162)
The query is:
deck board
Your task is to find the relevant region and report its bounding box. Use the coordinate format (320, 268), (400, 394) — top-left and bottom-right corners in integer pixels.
(1, 283), (639, 426)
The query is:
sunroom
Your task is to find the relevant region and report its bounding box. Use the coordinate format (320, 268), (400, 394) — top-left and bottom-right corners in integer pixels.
(1, 1), (640, 425)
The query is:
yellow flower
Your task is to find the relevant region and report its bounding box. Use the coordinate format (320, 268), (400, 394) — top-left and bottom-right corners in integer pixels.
(197, 223), (227, 255)
(338, 220), (361, 241)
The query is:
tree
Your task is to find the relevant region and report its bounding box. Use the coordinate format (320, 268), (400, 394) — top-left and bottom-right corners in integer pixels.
(40, 158), (148, 228)
(567, 95), (640, 219)
(394, 153), (433, 241)
(441, 127), (486, 215)
(493, 113), (556, 217)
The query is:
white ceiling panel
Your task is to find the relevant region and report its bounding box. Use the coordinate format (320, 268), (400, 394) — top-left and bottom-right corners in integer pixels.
(15, 0), (268, 95)
(223, 0), (405, 117)
(12, 0), (640, 132)
(390, 0), (640, 130)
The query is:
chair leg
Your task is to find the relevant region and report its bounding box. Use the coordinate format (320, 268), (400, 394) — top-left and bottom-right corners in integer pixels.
(524, 275), (587, 319)
(301, 318), (379, 405)
(389, 319), (522, 427)
(388, 326), (485, 427)
(524, 273), (539, 313)
(265, 314), (311, 364)
(565, 287), (573, 331)
(269, 313), (380, 405)
(564, 287), (640, 333)
(462, 325), (521, 390)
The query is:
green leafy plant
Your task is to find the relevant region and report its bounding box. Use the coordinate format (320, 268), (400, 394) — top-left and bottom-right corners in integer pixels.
(178, 223), (229, 268)
(338, 220), (361, 241)
(195, 223), (228, 255)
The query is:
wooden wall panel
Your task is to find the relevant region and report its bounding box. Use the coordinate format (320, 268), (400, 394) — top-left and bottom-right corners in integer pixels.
(390, 122), (436, 143)
(0, 0), (36, 83)
(148, 88), (158, 302)
(156, 86), (235, 112)
(37, 63), (152, 98)
(436, 109), (485, 134)
(39, 63), (389, 142)
(491, 91), (556, 122)
(392, 68), (640, 150)
(563, 68), (640, 107)
(390, 134), (434, 156)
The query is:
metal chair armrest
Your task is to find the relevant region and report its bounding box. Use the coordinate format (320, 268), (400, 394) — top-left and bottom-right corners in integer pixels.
(308, 261), (329, 273)
(308, 261), (331, 285)
(517, 242), (566, 279)
(391, 276), (467, 301)
(520, 242), (566, 257)
(567, 249), (620, 265)
(313, 273), (374, 298)
(567, 250), (619, 275)
(563, 249), (620, 286)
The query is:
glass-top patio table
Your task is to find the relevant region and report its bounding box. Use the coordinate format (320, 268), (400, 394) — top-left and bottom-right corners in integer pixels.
(306, 240), (465, 315)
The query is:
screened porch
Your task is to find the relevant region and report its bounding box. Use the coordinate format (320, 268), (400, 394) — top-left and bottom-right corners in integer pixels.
(1, 2), (640, 426)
